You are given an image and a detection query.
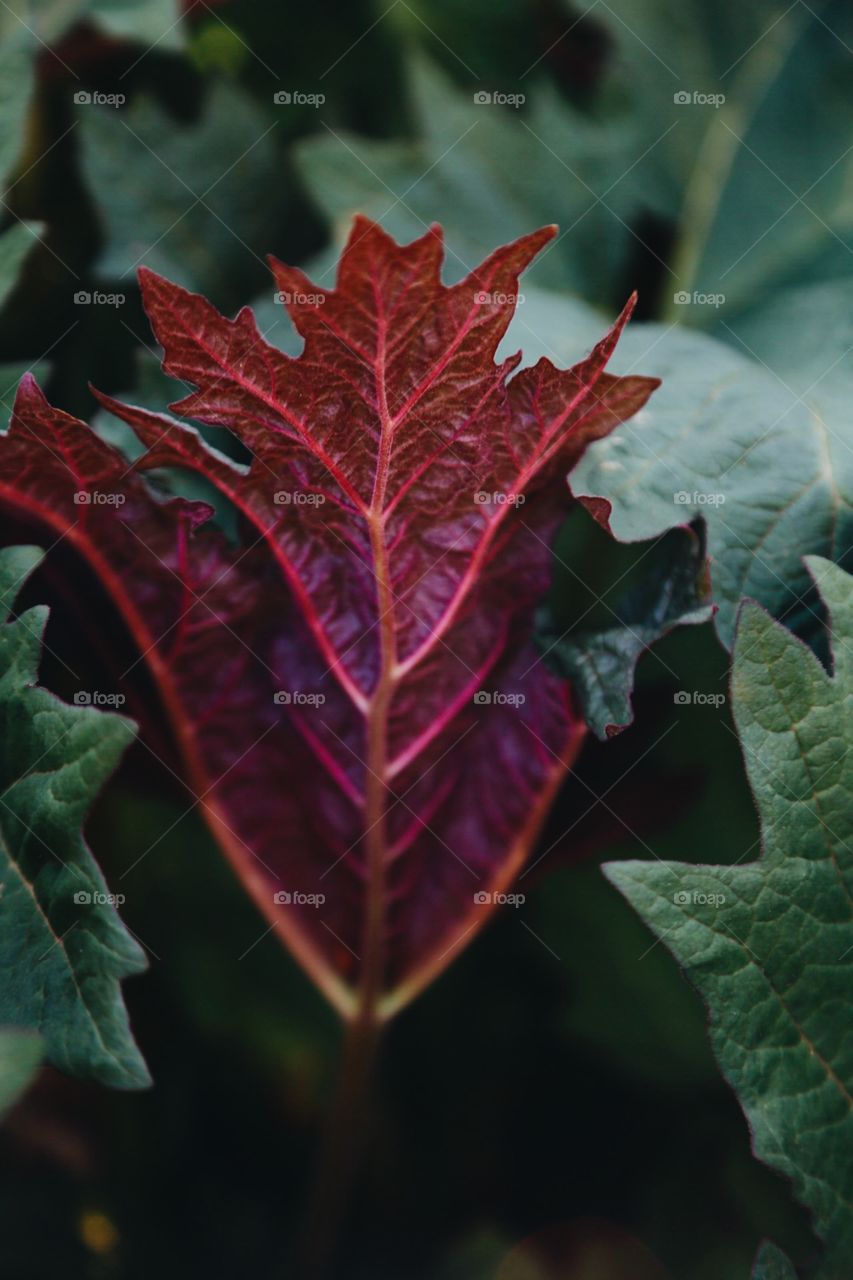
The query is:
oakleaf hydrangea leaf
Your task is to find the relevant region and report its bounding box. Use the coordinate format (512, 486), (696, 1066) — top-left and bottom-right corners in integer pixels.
(0, 546), (149, 1089)
(606, 558), (853, 1278)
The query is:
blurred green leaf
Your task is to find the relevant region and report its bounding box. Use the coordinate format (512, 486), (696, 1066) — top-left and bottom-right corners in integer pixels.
(606, 558), (853, 1279)
(79, 80), (283, 299)
(296, 56), (653, 299)
(0, 1027), (42, 1118)
(670, 0), (853, 323)
(0, 545), (149, 1089)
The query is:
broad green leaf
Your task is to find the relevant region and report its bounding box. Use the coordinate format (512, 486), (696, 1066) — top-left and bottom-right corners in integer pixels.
(537, 523), (713, 738)
(0, 1028), (42, 1118)
(295, 56), (651, 299)
(670, 0), (853, 323)
(752, 1242), (798, 1280)
(605, 558), (853, 1278)
(79, 81), (282, 297)
(502, 286), (853, 648)
(0, 545), (149, 1089)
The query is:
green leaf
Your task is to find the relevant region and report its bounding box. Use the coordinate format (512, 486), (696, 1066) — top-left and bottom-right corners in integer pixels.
(670, 0), (853, 324)
(752, 1242), (799, 1280)
(0, 546), (149, 1090)
(605, 558), (853, 1278)
(79, 81), (282, 297)
(537, 523), (713, 738)
(295, 56), (651, 299)
(0, 1028), (42, 1118)
(503, 286), (853, 648)
(0, 25), (35, 196)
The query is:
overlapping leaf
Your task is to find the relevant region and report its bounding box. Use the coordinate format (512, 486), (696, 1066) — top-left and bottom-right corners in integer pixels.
(0, 219), (657, 1018)
(0, 545), (148, 1089)
(501, 287), (853, 648)
(606, 559), (853, 1279)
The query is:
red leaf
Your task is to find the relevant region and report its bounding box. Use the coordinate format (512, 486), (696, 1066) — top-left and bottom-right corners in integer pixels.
(0, 219), (657, 1020)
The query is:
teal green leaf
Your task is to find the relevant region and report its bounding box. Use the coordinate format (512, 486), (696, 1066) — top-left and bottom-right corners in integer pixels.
(537, 523), (713, 738)
(0, 546), (149, 1090)
(0, 1028), (42, 1118)
(670, 0), (853, 324)
(79, 81), (281, 296)
(505, 286), (853, 648)
(605, 558), (853, 1279)
(295, 56), (651, 299)
(752, 1242), (798, 1280)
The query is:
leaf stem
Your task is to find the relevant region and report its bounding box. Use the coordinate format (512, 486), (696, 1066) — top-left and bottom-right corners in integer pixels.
(302, 1011), (382, 1278)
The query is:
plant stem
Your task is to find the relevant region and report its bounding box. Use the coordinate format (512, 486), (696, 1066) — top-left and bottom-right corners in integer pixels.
(302, 1011), (382, 1279)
